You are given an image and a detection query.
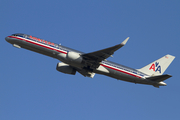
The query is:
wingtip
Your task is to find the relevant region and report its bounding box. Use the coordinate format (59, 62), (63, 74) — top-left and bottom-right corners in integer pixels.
(121, 37), (129, 45)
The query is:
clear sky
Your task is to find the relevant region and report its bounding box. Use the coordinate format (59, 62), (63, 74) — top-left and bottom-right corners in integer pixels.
(1, 0), (180, 120)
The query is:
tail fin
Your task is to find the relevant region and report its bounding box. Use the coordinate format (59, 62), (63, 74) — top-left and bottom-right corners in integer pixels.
(137, 54), (175, 76)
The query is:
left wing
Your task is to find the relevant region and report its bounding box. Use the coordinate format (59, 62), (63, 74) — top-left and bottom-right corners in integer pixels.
(82, 37), (129, 68)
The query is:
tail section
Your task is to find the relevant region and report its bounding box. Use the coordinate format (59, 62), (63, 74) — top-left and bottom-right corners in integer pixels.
(137, 54), (175, 76)
(146, 74), (172, 82)
(146, 74), (172, 88)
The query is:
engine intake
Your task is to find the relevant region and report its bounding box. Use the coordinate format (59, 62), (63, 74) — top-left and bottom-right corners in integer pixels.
(56, 62), (76, 75)
(66, 51), (83, 66)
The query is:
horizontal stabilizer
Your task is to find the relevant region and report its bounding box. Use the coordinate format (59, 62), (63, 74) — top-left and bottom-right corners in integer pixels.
(146, 74), (172, 82)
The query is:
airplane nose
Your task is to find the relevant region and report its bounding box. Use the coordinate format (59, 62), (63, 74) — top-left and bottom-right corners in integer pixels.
(5, 36), (9, 42)
(5, 36), (11, 43)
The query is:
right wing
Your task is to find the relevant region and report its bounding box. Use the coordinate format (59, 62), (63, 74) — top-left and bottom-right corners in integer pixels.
(81, 37), (129, 68)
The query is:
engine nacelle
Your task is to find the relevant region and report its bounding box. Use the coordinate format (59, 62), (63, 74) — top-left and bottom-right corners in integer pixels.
(66, 51), (83, 66)
(56, 62), (76, 75)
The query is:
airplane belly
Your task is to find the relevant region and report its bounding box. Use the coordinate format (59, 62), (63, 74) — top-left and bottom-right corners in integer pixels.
(96, 67), (132, 81)
(97, 67), (147, 84)
(13, 39), (57, 58)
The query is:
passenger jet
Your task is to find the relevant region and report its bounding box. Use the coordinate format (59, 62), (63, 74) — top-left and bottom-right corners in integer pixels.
(5, 33), (175, 88)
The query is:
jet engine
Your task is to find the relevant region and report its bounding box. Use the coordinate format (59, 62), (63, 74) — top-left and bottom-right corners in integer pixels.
(66, 51), (83, 67)
(56, 62), (76, 75)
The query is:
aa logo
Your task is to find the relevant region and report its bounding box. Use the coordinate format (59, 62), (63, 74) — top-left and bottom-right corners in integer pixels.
(149, 62), (161, 73)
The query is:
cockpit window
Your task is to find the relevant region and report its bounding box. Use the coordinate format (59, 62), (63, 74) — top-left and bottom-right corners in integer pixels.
(11, 33), (25, 37)
(12, 34), (17, 36)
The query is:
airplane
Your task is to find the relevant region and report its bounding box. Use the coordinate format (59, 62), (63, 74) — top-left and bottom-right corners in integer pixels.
(5, 33), (175, 88)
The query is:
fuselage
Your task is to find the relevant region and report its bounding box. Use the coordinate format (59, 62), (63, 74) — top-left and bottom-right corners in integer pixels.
(5, 33), (166, 87)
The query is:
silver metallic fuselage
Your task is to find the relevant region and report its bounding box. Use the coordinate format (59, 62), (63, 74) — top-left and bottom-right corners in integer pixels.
(5, 34), (165, 87)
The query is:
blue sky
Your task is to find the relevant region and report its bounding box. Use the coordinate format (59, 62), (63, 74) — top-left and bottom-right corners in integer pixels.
(1, 0), (180, 120)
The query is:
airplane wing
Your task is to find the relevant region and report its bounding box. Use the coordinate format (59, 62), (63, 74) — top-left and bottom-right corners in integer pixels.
(82, 37), (129, 68)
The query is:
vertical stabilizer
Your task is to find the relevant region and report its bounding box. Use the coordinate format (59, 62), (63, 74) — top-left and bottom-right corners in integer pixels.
(137, 54), (175, 76)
